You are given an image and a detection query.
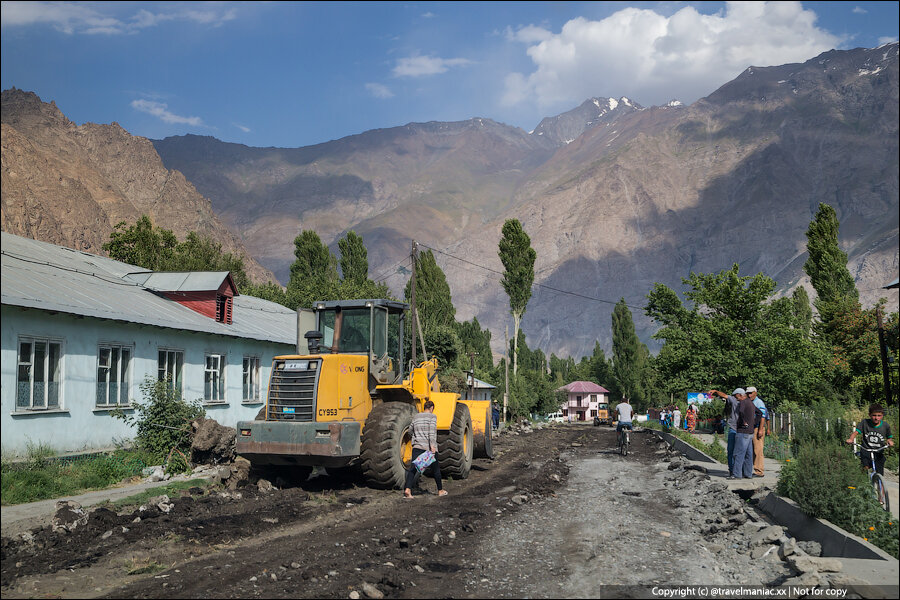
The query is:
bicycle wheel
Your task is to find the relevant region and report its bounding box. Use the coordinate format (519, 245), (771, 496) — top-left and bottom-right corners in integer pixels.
(623, 432), (629, 457)
(872, 474), (890, 512)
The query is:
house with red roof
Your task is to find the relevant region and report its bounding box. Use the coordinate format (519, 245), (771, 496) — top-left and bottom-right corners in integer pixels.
(556, 381), (610, 422)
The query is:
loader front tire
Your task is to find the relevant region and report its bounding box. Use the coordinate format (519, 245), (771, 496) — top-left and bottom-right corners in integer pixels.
(361, 402), (416, 489)
(438, 404), (474, 479)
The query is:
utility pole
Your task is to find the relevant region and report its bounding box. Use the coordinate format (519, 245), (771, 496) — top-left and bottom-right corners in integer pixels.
(468, 352), (476, 401)
(876, 305), (893, 406)
(504, 324), (509, 423)
(410, 240), (418, 367)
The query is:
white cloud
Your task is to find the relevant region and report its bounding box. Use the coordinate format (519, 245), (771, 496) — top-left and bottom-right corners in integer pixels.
(502, 1), (842, 109)
(365, 83), (395, 99)
(0, 1), (236, 34)
(234, 123), (251, 133)
(505, 24), (552, 44)
(392, 55), (473, 77)
(852, 6), (867, 14)
(878, 36), (899, 45)
(131, 100), (203, 126)
(421, 12), (436, 19)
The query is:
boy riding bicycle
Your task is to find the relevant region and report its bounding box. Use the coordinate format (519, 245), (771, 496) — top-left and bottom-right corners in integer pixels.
(846, 404), (894, 476)
(615, 398), (634, 433)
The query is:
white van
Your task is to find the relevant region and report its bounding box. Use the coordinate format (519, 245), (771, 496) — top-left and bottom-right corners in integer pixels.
(546, 411), (566, 423)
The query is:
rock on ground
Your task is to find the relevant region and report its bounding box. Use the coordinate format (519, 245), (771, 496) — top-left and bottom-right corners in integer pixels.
(191, 417), (236, 465)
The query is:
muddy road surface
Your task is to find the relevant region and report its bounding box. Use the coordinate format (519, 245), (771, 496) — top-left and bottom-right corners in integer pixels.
(2, 424), (790, 598)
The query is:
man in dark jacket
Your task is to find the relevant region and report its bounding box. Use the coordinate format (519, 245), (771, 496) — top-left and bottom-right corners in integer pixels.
(731, 391), (757, 479)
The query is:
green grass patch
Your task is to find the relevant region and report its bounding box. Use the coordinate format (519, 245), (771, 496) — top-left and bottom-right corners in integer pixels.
(643, 421), (728, 463)
(111, 479), (213, 510)
(1, 448), (152, 506)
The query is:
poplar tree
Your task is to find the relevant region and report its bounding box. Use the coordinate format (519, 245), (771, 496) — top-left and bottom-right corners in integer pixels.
(404, 249), (456, 335)
(289, 230), (337, 285)
(803, 203), (858, 327)
(498, 219), (536, 376)
(612, 299), (645, 406)
(338, 230), (369, 284)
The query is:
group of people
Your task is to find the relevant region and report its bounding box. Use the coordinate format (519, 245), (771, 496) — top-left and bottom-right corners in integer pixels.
(659, 403), (700, 432)
(708, 387), (768, 479)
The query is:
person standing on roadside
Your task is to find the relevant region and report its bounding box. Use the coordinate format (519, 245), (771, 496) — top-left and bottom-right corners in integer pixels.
(730, 391), (758, 479)
(403, 400), (447, 498)
(747, 387), (767, 476)
(673, 405), (682, 430)
(709, 388), (745, 475)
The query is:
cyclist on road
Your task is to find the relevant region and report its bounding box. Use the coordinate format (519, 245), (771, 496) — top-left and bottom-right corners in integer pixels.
(615, 397), (634, 434)
(846, 403), (894, 476)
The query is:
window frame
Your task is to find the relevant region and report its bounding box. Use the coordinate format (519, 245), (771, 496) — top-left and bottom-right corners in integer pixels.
(96, 343), (133, 408)
(16, 336), (64, 411)
(204, 352), (227, 404)
(157, 348), (185, 394)
(242, 356), (261, 403)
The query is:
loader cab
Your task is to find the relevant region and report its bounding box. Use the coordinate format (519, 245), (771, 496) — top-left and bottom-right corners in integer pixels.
(313, 299), (408, 386)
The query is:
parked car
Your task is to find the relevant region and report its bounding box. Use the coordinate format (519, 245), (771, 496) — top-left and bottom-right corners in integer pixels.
(546, 411), (566, 423)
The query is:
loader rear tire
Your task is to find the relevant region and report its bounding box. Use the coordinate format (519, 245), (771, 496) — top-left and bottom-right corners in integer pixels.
(360, 402), (416, 489)
(438, 404), (474, 479)
(474, 406), (494, 460)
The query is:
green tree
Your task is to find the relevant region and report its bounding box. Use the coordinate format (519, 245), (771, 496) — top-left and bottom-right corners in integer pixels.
(612, 299), (646, 408)
(791, 287), (814, 335)
(103, 216), (250, 290)
(645, 264), (830, 407)
(404, 249), (456, 335)
(338, 230), (369, 284)
(498, 219), (536, 376)
(103, 216), (178, 270)
(456, 317), (493, 371)
(289, 230), (338, 285)
(804, 203), (859, 327)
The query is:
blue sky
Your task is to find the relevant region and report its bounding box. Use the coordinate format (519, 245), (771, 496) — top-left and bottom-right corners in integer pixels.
(2, 1), (897, 148)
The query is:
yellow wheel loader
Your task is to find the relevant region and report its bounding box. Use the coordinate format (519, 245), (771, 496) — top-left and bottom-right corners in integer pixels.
(236, 299), (493, 488)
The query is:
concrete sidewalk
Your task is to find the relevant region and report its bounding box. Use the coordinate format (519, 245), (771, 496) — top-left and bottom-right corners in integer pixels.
(1, 470), (216, 539)
(660, 430), (899, 591)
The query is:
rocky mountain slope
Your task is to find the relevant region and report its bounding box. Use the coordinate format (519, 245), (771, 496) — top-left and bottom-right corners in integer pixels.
(0, 89), (275, 284)
(150, 44), (898, 358)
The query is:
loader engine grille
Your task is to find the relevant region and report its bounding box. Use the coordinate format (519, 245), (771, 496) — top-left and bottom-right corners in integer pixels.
(267, 359), (319, 421)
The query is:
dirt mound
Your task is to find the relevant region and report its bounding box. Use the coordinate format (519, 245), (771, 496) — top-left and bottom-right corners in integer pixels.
(190, 418), (236, 465)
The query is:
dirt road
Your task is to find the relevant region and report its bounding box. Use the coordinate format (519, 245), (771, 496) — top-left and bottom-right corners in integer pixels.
(2, 424), (792, 599)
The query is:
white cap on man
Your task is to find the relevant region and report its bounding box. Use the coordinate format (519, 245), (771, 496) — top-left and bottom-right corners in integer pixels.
(732, 388), (746, 396)
(746, 386), (757, 393)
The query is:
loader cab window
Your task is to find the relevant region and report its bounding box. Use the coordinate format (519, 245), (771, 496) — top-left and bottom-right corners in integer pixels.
(373, 307), (387, 357)
(318, 311), (336, 351)
(338, 309), (370, 353)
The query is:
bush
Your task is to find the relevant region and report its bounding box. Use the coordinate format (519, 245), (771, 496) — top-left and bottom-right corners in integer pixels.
(777, 441), (898, 558)
(112, 377), (204, 472)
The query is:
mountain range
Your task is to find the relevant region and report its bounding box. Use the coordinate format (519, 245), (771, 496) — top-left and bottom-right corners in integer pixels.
(2, 43), (898, 359)
(0, 89), (274, 284)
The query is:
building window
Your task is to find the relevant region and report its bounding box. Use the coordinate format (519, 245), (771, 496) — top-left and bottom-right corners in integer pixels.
(205, 353), (226, 403)
(243, 356), (260, 402)
(17, 337), (62, 410)
(158, 349), (184, 392)
(97, 344), (132, 406)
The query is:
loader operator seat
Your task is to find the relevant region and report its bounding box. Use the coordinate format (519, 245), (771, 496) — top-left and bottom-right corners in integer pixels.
(339, 317), (368, 353)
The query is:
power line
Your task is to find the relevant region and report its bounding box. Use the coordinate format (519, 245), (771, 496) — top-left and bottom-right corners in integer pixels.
(371, 256), (412, 284)
(417, 243), (644, 310)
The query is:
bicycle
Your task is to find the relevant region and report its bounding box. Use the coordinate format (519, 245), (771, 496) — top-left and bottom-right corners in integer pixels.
(854, 444), (890, 513)
(617, 426), (631, 456)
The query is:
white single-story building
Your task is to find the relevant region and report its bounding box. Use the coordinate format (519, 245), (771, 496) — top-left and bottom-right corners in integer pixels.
(461, 376), (496, 402)
(1, 232), (297, 456)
